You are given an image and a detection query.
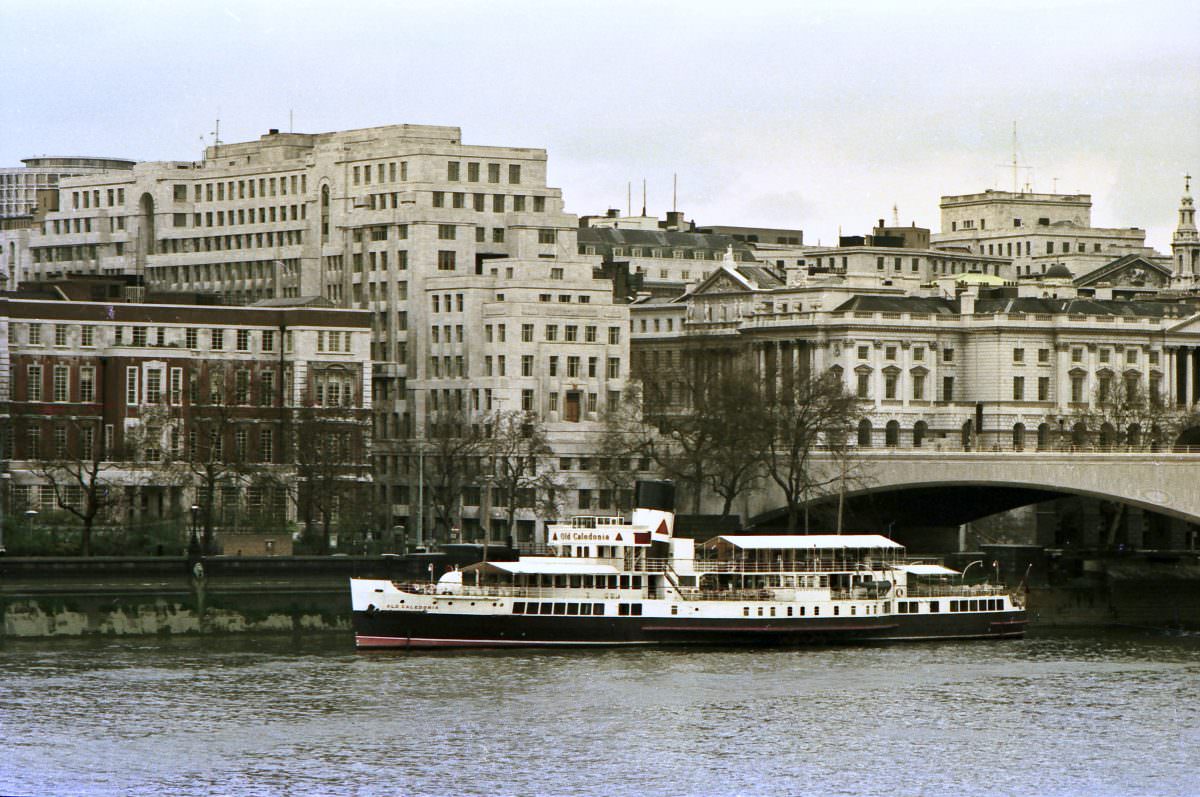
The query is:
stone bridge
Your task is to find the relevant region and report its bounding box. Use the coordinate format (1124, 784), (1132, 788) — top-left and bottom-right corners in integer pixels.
(737, 449), (1200, 527)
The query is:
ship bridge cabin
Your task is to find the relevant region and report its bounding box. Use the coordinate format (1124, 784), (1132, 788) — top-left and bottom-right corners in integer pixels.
(696, 535), (905, 596)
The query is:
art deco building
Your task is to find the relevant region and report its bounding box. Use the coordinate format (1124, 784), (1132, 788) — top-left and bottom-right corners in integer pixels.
(3, 125), (631, 544)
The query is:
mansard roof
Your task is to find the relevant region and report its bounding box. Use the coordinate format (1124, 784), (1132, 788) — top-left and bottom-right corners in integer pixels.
(833, 293), (1198, 319)
(833, 295), (959, 315)
(579, 226), (756, 258)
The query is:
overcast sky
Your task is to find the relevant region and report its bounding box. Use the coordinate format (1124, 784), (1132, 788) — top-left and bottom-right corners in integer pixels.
(3, 0), (1197, 249)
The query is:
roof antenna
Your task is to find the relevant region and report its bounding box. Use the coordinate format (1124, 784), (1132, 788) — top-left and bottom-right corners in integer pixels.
(627, 181), (631, 217)
(892, 203), (899, 227)
(642, 178), (647, 217)
(673, 173), (677, 213)
(289, 109), (293, 134)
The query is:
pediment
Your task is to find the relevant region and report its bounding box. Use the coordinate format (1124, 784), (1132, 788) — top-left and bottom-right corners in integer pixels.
(1165, 312), (1200, 336)
(1076, 256), (1171, 288)
(691, 264), (756, 297)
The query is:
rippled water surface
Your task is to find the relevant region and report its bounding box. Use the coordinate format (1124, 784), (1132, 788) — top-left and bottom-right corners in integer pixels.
(1, 629), (1197, 796)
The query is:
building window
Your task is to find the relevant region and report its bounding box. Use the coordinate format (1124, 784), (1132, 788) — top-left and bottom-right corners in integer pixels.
(1013, 348), (1024, 363)
(432, 191), (445, 208)
(1071, 375), (1085, 403)
(912, 373), (925, 400)
(943, 347), (954, 362)
(856, 373), (870, 399)
(437, 250), (456, 271)
(1038, 376), (1050, 401)
(125, 367), (139, 405)
(80, 366), (96, 402)
(607, 358), (620, 379)
(212, 329), (224, 350)
(1012, 376), (1025, 401)
(488, 163), (500, 183)
(522, 389), (534, 412)
(942, 376), (954, 401)
(538, 229), (556, 244)
(438, 224), (456, 240)
(858, 346), (869, 359)
(884, 373), (897, 399)
(447, 161), (460, 181)
(237, 329), (251, 351)
(521, 355), (534, 376)
(53, 365), (69, 402)
(186, 328), (198, 349)
(55, 324), (68, 347)
(608, 327), (620, 345)
(81, 326), (94, 347)
(521, 323), (534, 342)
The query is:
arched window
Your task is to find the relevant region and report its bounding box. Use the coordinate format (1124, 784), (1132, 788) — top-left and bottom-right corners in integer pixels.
(1037, 422), (1050, 451)
(913, 421), (927, 448)
(1012, 423), (1025, 451)
(885, 420), (899, 447)
(1127, 424), (1141, 448)
(961, 419), (974, 450)
(1100, 422), (1116, 448)
(320, 184), (331, 243)
(857, 419), (873, 447)
(1071, 422), (1088, 448)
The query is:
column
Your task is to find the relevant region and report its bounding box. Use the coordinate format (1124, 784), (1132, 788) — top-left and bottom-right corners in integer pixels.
(1165, 347), (1176, 407)
(1186, 347), (1195, 407)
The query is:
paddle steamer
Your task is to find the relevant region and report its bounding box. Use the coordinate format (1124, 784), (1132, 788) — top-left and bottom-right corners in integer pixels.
(350, 482), (1026, 648)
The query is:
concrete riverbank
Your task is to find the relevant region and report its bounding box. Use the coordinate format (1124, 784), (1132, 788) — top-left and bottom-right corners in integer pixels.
(3, 550), (1198, 638)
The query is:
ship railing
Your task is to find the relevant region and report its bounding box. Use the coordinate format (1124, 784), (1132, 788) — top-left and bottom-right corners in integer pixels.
(904, 584), (1011, 598)
(401, 583), (631, 600)
(691, 560), (897, 574)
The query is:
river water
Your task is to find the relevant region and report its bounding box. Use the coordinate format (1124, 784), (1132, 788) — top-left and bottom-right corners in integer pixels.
(1, 629), (1197, 797)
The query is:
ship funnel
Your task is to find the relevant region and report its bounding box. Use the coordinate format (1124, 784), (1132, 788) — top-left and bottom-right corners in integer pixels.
(632, 480), (675, 537)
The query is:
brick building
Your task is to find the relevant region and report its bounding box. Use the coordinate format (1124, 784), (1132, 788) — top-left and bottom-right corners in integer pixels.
(0, 277), (371, 554)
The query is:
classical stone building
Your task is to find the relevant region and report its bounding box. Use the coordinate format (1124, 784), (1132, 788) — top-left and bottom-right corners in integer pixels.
(0, 156), (136, 219)
(931, 189), (1160, 280)
(0, 276), (371, 553)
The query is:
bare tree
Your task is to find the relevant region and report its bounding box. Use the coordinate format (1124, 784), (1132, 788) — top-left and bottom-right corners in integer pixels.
(483, 410), (564, 546)
(1070, 376), (1184, 451)
(424, 407), (488, 544)
(636, 350), (728, 514)
(177, 372), (261, 553)
(595, 383), (646, 514)
(763, 371), (864, 531)
(30, 416), (127, 556)
(289, 402), (371, 554)
(1070, 377), (1198, 545)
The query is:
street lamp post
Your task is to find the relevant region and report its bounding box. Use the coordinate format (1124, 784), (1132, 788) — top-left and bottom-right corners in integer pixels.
(0, 472), (10, 555)
(24, 509), (38, 550)
(189, 504), (201, 558)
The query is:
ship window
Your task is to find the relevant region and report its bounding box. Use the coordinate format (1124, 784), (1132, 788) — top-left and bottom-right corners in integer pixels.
(620, 575), (630, 589)
(800, 606), (806, 616)
(619, 604), (630, 616)
(757, 607), (764, 617)
(770, 607), (776, 617)
(970, 599), (979, 611)
(554, 603), (566, 615)
(631, 603), (642, 616)
(631, 576), (641, 589)
(540, 602), (553, 615)
(593, 603), (605, 615)
(929, 601), (940, 613)
(814, 606), (820, 616)
(570, 576), (582, 588)
(671, 605), (679, 615)
(951, 600), (959, 612)
(555, 575), (567, 588)
(607, 576), (618, 589)
(850, 606), (857, 615)
(580, 603), (591, 616)
(513, 602), (525, 614)
(787, 607), (793, 617)
(567, 602), (579, 615)
(833, 606), (840, 616)
(743, 607), (750, 616)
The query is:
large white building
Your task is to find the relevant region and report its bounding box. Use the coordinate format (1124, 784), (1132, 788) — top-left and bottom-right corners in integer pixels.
(3, 124), (631, 544)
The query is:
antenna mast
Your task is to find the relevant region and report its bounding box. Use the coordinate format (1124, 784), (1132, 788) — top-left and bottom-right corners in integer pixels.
(642, 179), (647, 217)
(673, 173), (677, 213)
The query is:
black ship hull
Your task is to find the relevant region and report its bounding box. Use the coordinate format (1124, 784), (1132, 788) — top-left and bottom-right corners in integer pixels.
(353, 608), (1026, 649)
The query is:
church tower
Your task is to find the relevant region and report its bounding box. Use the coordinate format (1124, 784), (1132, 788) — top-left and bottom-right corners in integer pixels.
(1172, 174), (1199, 286)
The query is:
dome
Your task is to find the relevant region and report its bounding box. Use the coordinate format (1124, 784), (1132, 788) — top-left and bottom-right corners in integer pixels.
(1045, 263), (1074, 279)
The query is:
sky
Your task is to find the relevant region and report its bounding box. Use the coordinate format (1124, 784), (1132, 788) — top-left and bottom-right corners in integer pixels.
(3, 0), (1197, 250)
